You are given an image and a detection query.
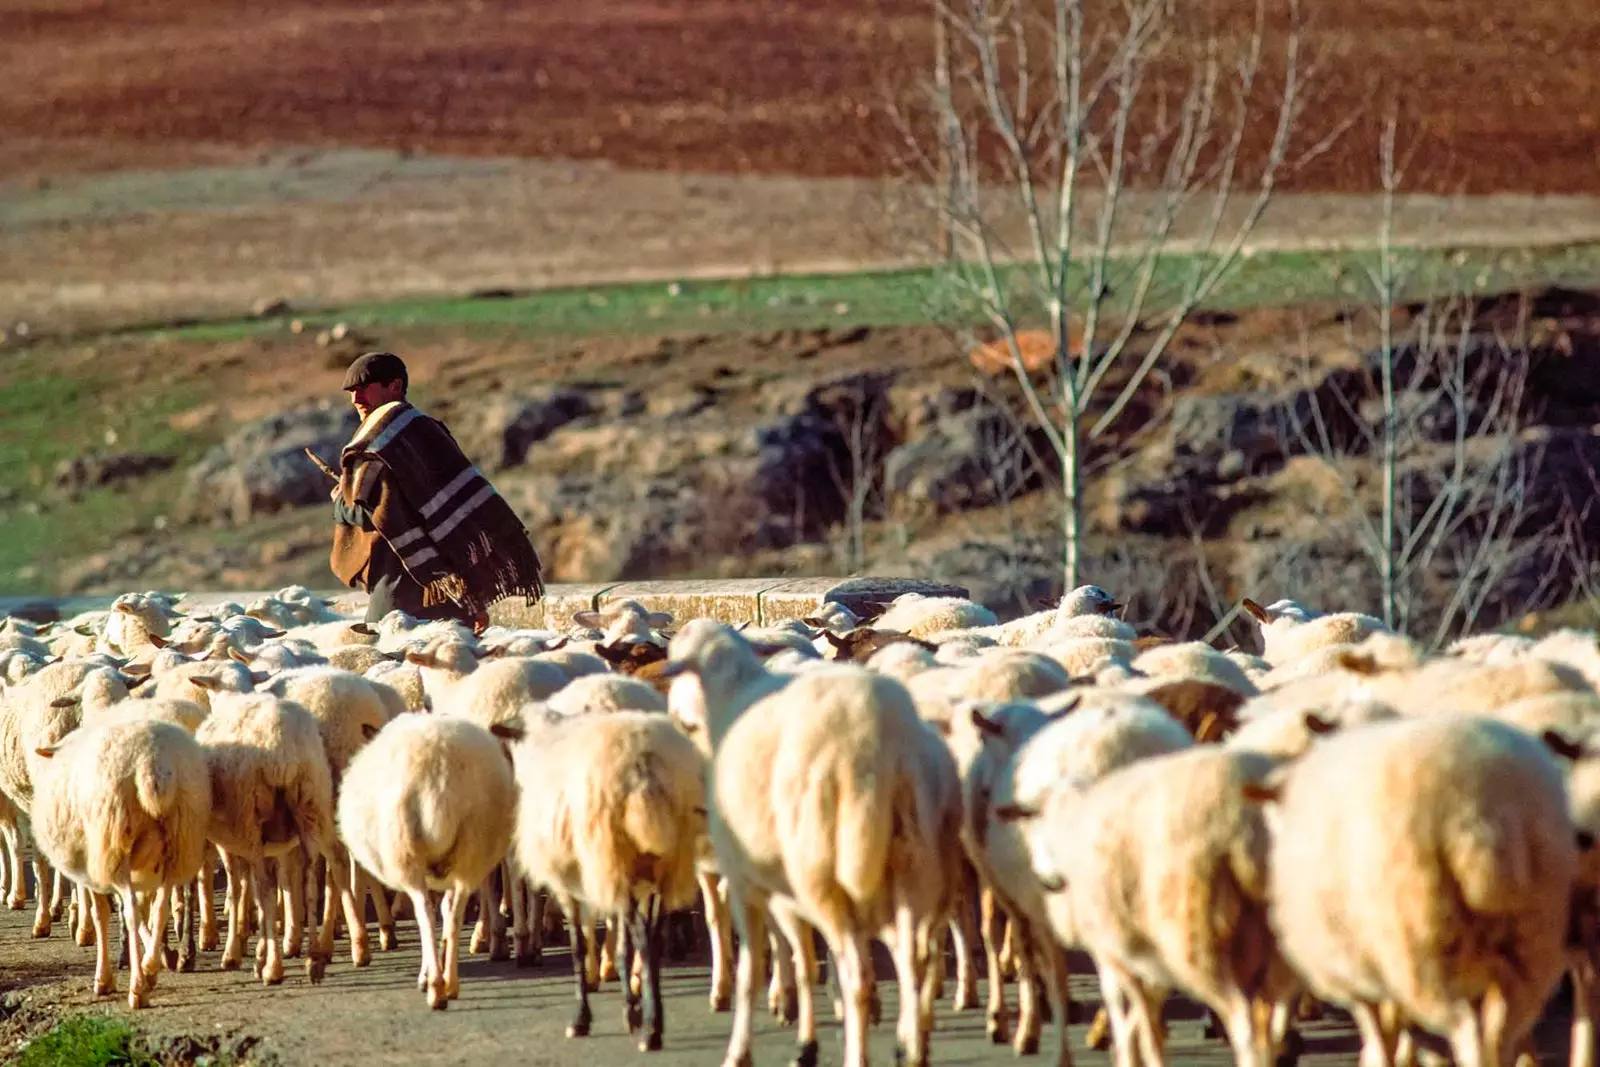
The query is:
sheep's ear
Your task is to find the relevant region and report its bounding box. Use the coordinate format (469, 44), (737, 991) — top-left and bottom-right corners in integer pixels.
(228, 647), (251, 665)
(403, 651), (432, 667)
(570, 611), (603, 628)
(259, 628), (286, 640)
(123, 673), (153, 691)
(748, 641), (794, 659)
(1037, 872), (1066, 893)
(646, 612), (674, 629)
(489, 722), (525, 743)
(1195, 712), (1225, 743)
(1240, 598), (1271, 624)
(993, 803), (1039, 822)
(121, 661), (152, 677)
(545, 636), (569, 651)
(1544, 730), (1586, 762)
(350, 623), (377, 637)
(113, 602), (135, 614)
(360, 723), (380, 740)
(1302, 712), (1336, 736)
(147, 632), (167, 649)
(250, 671), (271, 685)
(1332, 650), (1380, 676)
(49, 696), (79, 709)
(189, 675), (224, 692)
(970, 706), (1005, 737)
(75, 624), (94, 636)
(479, 645), (508, 659)
(1241, 782), (1282, 804)
(33, 743), (59, 759)
(733, 621), (751, 632)
(800, 616), (828, 629)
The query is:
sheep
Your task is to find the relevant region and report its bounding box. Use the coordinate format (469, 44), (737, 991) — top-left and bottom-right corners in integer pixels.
(935, 584), (1129, 648)
(1130, 641), (1260, 697)
(338, 714), (517, 1010)
(1241, 597), (1392, 666)
(1254, 631), (1428, 692)
(507, 709), (707, 1047)
(1531, 628), (1600, 693)
(1248, 716), (1579, 1066)
(364, 660), (427, 713)
(968, 693), (1194, 1062)
(1356, 657), (1595, 719)
(0, 788), (21, 910)
(0, 662), (127, 937)
(998, 745), (1300, 1067)
(28, 717), (210, 1008)
(256, 667), (406, 959)
(530, 645), (611, 679)
(1227, 699), (1399, 761)
(1034, 636), (1138, 680)
(873, 592), (1000, 639)
(818, 627), (938, 663)
(571, 599), (674, 646)
(325, 643), (395, 674)
(1131, 677), (1251, 742)
(195, 691), (361, 985)
(864, 642), (939, 683)
(544, 673), (669, 716)
(406, 642), (568, 725)
(1446, 632), (1539, 665)
(800, 601), (862, 632)
(663, 623), (963, 1067)
(148, 659), (260, 709)
(904, 653), (1072, 735)
(99, 593), (181, 658)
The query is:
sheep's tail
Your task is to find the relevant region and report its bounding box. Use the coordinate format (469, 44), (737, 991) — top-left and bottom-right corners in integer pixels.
(621, 753), (684, 868)
(831, 753), (894, 911)
(1447, 809), (1538, 915)
(133, 751), (180, 819)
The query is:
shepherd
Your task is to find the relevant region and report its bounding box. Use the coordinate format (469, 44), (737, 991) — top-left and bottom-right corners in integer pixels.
(309, 351), (545, 632)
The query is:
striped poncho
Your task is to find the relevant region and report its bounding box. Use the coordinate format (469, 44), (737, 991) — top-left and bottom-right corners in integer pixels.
(330, 401), (544, 612)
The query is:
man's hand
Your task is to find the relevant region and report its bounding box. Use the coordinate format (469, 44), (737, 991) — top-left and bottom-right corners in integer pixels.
(469, 603), (490, 636)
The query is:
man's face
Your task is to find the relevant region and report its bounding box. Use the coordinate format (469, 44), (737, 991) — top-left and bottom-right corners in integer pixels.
(348, 378), (405, 419)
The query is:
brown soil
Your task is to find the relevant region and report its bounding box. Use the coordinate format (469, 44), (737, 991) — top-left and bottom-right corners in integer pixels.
(3, 0), (1600, 195)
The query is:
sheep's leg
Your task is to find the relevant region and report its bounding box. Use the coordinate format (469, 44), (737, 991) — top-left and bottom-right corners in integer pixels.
(30, 857), (51, 937)
(177, 879), (197, 973)
(0, 821), (15, 907)
(307, 840), (362, 979)
(600, 913), (620, 982)
(90, 891), (115, 996)
(279, 848), (304, 958)
(891, 892), (930, 1067)
(722, 891), (768, 1067)
(770, 927), (799, 1024)
(252, 861), (284, 986)
(482, 868), (510, 962)
(72, 883), (94, 946)
(769, 903), (818, 1067)
(339, 851), (371, 967)
(118, 882), (150, 1008)
(949, 896), (980, 1012)
(836, 928), (872, 1067)
(630, 894), (665, 1052)
(159, 883), (181, 971)
(579, 903), (601, 989)
(49, 868), (66, 920)
(621, 904), (643, 1034)
(510, 872), (536, 967)
(562, 895), (594, 1037)
(1350, 1002), (1399, 1067)
(219, 852), (249, 970)
(980, 886), (1009, 1044)
(1573, 952), (1599, 1067)
(409, 888), (447, 1009)
(701, 871), (733, 1012)
(140, 885), (172, 984)
(364, 863), (396, 951)
(470, 883), (491, 955)
(1013, 919), (1043, 1056)
(1037, 938), (1075, 1067)
(441, 886), (469, 1003)
(198, 846), (219, 951)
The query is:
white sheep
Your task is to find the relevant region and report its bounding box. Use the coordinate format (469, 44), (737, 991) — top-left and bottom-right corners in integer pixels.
(873, 592), (1000, 638)
(407, 642), (568, 725)
(544, 673), (668, 716)
(571, 599), (674, 646)
(1131, 640), (1260, 697)
(195, 691), (360, 985)
(663, 623), (963, 1067)
(29, 717), (210, 1007)
(338, 713), (517, 1009)
(1249, 715), (1578, 1066)
(932, 584), (1129, 648)
(1241, 597), (1392, 666)
(998, 744), (1300, 1067)
(508, 709), (706, 1047)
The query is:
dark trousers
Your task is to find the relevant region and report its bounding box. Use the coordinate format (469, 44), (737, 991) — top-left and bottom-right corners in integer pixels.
(363, 541), (474, 626)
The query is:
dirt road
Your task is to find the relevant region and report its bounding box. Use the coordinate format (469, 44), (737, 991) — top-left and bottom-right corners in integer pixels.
(0, 902), (1581, 1066)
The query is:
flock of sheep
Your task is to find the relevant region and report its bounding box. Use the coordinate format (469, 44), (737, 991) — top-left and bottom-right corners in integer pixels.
(2, 580), (1600, 1067)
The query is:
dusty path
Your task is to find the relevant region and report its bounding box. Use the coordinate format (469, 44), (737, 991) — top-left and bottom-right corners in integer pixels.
(0, 902), (1582, 1065)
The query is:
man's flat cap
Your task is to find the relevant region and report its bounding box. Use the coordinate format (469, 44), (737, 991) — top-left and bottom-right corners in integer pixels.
(342, 351), (408, 391)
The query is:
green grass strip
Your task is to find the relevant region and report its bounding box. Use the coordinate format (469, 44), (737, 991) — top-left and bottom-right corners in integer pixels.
(98, 241), (1600, 344)
(14, 1017), (156, 1067)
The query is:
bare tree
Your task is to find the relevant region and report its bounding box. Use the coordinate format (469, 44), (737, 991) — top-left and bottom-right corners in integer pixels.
(889, 0), (1329, 588)
(1276, 113), (1561, 645)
